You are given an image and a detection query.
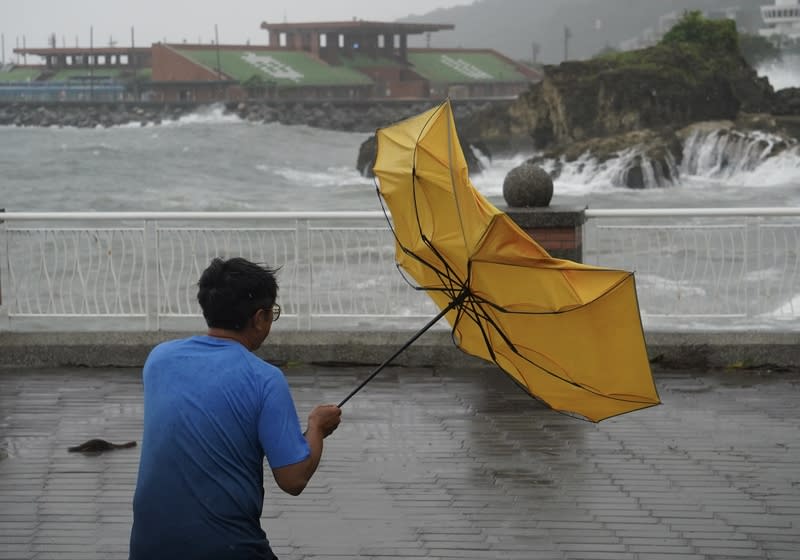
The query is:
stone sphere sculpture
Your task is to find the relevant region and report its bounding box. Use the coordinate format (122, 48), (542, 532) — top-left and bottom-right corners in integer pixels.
(502, 163), (554, 207)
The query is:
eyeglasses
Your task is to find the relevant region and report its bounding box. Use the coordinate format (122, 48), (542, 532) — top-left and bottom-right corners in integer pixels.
(270, 303), (281, 322)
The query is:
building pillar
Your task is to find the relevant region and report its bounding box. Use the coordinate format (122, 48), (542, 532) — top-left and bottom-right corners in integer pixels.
(364, 33), (378, 58)
(501, 205), (585, 262)
(399, 34), (408, 62)
(343, 34), (353, 56)
(320, 33), (338, 64)
(383, 34), (394, 57)
(291, 32), (303, 50)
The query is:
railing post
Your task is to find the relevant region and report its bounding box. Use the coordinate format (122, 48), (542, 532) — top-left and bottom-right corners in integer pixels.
(0, 209), (8, 331)
(295, 218), (312, 330)
(582, 213), (597, 266)
(144, 219), (159, 331)
(755, 217), (762, 318)
(745, 216), (761, 319)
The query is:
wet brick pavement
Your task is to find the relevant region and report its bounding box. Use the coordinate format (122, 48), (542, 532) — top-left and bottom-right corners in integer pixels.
(0, 364), (799, 560)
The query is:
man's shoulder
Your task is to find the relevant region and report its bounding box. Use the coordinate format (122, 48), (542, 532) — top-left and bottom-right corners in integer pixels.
(149, 336), (193, 355)
(242, 352), (283, 378)
(144, 337), (209, 366)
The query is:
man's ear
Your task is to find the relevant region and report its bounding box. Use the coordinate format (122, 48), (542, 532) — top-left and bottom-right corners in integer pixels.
(254, 307), (271, 327)
(248, 308), (263, 328)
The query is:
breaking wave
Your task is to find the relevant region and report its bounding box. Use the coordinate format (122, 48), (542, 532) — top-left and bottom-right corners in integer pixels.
(160, 104), (243, 126)
(267, 165), (373, 188)
(680, 128), (800, 185)
(525, 127), (800, 194)
(758, 56), (800, 91)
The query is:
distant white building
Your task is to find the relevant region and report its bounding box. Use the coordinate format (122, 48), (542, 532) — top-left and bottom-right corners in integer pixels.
(760, 0), (800, 41)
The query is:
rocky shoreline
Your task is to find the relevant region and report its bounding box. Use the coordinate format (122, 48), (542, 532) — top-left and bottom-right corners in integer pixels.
(451, 14), (800, 190)
(0, 99), (502, 133)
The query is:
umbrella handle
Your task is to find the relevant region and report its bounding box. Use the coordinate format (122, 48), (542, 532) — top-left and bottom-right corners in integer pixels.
(337, 292), (465, 407)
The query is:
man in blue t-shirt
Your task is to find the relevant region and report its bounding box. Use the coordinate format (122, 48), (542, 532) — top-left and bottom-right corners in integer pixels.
(130, 257), (342, 560)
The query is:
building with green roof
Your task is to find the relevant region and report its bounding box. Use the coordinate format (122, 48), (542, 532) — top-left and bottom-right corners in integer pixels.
(4, 46), (152, 101)
(8, 20), (541, 102)
(0, 67), (42, 83)
(150, 44), (375, 101)
(255, 20), (539, 100)
(407, 49), (538, 98)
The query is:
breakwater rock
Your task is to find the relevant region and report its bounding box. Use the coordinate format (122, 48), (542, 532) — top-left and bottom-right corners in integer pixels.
(0, 103), (195, 128)
(225, 99), (496, 133)
(0, 99), (501, 133)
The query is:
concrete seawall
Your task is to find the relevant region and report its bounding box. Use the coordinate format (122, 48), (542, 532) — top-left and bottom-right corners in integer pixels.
(1, 330), (797, 371)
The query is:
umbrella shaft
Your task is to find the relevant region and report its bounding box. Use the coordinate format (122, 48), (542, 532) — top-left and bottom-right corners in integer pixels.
(337, 291), (466, 407)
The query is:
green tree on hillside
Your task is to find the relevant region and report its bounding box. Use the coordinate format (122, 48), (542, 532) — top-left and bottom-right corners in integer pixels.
(592, 44), (619, 59)
(661, 10), (739, 53)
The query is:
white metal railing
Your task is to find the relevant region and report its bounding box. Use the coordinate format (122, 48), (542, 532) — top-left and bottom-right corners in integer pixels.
(583, 207), (800, 330)
(0, 211), (438, 332)
(1, 209), (798, 332)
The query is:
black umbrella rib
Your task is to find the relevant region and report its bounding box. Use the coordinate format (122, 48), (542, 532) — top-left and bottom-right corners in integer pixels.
(422, 235), (465, 288)
(470, 297), (653, 403)
(501, 335), (657, 405)
(445, 278), (654, 406)
(379, 100), (474, 302)
(468, 257), (637, 314)
(409, 102), (466, 289)
(409, 101), (516, 364)
(374, 174), (464, 295)
(396, 240), (463, 299)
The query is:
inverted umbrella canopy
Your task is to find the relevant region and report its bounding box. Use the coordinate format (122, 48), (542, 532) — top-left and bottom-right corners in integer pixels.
(370, 100), (660, 422)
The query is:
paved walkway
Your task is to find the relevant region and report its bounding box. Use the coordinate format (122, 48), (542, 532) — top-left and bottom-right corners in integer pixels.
(0, 364), (799, 560)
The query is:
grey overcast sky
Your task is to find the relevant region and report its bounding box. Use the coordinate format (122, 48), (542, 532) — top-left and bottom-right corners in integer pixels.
(1, 0), (474, 59)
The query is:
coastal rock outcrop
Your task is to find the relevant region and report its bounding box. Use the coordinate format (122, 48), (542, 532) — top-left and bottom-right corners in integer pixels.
(458, 12), (796, 189)
(772, 87), (800, 116)
(355, 132), (489, 178)
(356, 136), (377, 176)
(462, 14), (775, 156)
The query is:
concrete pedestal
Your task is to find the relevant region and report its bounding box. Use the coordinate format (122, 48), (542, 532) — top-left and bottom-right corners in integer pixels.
(500, 204), (586, 262)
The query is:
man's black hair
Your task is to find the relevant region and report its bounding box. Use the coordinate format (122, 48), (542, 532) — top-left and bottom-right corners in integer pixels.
(197, 257), (278, 331)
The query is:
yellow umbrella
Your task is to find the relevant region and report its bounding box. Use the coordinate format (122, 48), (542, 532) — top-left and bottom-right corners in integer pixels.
(340, 100), (660, 422)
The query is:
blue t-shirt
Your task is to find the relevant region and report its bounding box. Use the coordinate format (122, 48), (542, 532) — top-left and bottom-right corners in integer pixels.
(129, 336), (310, 560)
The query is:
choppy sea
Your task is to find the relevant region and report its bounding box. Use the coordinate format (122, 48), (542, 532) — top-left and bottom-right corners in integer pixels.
(1, 104), (799, 213)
